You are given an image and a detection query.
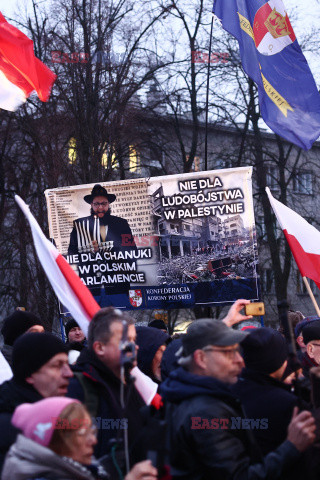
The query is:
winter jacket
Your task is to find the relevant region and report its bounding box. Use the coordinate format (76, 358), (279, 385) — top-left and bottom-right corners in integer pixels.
(66, 339), (88, 352)
(232, 369), (301, 455)
(160, 367), (300, 480)
(1, 434), (100, 480)
(67, 348), (146, 463)
(0, 378), (42, 472)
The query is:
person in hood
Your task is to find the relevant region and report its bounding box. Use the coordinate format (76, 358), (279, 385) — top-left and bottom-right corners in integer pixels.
(136, 326), (169, 383)
(160, 319), (315, 480)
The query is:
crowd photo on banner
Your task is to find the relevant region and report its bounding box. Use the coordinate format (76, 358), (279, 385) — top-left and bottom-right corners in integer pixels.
(1, 0), (320, 479)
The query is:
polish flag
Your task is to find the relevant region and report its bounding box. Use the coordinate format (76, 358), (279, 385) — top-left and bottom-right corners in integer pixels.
(15, 196), (100, 335)
(0, 13), (56, 111)
(266, 187), (320, 288)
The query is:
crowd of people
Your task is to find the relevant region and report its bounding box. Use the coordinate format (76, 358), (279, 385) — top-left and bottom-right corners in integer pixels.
(0, 300), (320, 479)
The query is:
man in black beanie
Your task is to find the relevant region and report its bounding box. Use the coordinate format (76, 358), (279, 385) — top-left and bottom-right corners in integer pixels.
(1, 310), (44, 366)
(0, 333), (73, 472)
(232, 328), (306, 457)
(64, 318), (87, 352)
(301, 319), (320, 375)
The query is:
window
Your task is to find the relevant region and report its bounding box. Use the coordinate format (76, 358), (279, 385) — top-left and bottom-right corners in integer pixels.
(101, 143), (118, 169)
(187, 155), (202, 172)
(266, 165), (278, 191)
(129, 146), (141, 172)
(293, 172), (313, 195)
(193, 156), (201, 172)
(68, 137), (77, 164)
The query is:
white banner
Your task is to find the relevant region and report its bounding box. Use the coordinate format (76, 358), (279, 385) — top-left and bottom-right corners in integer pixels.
(45, 167), (259, 309)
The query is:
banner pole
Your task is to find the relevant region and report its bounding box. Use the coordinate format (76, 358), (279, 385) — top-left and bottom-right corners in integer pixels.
(204, 13), (215, 171)
(302, 276), (320, 316)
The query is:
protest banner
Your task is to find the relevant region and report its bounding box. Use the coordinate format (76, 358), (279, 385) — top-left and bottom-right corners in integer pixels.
(45, 167), (259, 310)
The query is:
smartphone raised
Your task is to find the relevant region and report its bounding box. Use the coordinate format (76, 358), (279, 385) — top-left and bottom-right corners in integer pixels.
(244, 302), (265, 316)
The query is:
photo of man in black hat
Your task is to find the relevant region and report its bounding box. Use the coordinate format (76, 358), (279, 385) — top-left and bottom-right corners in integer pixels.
(68, 184), (137, 297)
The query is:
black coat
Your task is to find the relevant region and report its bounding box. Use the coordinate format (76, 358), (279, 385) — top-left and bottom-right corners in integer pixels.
(68, 212), (136, 295)
(67, 348), (146, 464)
(68, 212), (135, 255)
(231, 369), (300, 455)
(160, 367), (300, 480)
(0, 378), (42, 472)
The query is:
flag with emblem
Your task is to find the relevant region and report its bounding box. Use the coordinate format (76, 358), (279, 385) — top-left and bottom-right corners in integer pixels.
(213, 0), (320, 150)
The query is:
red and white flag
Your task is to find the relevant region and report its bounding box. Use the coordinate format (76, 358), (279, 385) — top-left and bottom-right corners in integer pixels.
(253, 0), (296, 56)
(15, 195), (100, 335)
(266, 187), (320, 288)
(0, 13), (56, 111)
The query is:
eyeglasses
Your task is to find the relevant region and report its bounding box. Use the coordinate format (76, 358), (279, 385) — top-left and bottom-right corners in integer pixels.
(76, 424), (98, 438)
(92, 201), (109, 207)
(202, 346), (241, 360)
(311, 343), (320, 348)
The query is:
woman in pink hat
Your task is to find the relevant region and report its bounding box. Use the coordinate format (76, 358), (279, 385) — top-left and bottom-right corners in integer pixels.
(2, 397), (157, 480)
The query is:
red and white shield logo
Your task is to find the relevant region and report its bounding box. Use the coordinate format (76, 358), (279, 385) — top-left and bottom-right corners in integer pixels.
(129, 289), (143, 308)
(253, 0), (296, 56)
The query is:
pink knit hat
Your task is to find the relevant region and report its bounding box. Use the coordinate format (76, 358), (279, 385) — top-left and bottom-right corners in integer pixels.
(12, 397), (81, 447)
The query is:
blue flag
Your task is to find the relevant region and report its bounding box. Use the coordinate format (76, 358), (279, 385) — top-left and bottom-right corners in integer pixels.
(213, 0), (320, 150)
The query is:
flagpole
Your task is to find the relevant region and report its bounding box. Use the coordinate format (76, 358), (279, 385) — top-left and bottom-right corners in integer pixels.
(302, 277), (320, 316)
(204, 13), (215, 171)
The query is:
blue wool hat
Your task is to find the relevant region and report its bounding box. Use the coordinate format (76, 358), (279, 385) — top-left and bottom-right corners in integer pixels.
(295, 316), (320, 338)
(301, 319), (320, 345)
